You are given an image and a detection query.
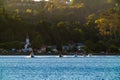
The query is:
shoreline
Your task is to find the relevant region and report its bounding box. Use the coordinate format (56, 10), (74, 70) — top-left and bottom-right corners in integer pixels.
(0, 53), (120, 55)
(0, 55), (120, 57)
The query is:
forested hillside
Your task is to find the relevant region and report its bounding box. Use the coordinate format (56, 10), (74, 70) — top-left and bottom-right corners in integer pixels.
(0, 0), (120, 53)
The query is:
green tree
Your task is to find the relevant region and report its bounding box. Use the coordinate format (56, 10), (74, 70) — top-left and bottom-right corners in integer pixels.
(32, 35), (44, 48)
(108, 44), (119, 53)
(84, 13), (99, 41)
(95, 9), (120, 40)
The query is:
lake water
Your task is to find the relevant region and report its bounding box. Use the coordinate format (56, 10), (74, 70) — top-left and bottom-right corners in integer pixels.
(0, 56), (120, 80)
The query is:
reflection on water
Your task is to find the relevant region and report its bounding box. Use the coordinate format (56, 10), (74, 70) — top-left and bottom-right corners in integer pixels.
(0, 56), (120, 80)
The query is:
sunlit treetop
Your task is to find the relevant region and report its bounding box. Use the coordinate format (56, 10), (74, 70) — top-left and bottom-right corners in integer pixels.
(33, 0), (49, 2)
(20, 0), (49, 2)
(20, 0), (72, 4)
(33, 0), (41, 2)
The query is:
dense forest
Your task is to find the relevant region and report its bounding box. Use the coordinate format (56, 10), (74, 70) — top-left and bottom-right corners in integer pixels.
(0, 0), (120, 53)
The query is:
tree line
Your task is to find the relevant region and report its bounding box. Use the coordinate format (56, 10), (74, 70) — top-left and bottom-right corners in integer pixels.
(0, 0), (120, 53)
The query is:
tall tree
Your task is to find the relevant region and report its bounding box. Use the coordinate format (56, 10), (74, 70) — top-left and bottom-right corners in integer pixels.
(84, 13), (99, 41)
(95, 9), (120, 40)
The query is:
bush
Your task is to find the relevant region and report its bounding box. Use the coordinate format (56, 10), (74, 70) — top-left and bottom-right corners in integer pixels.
(108, 45), (119, 53)
(0, 41), (23, 49)
(81, 46), (93, 53)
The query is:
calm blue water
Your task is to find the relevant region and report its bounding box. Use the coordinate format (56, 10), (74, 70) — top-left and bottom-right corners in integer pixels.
(0, 56), (120, 80)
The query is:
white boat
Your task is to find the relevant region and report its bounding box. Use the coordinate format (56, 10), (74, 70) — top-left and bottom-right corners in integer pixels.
(29, 52), (34, 58)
